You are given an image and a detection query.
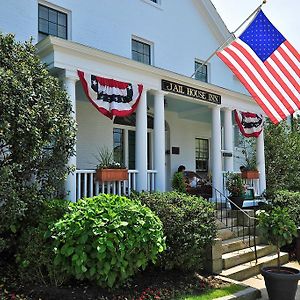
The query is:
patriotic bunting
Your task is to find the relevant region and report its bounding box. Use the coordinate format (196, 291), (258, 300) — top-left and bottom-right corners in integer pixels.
(217, 10), (300, 124)
(78, 70), (143, 119)
(234, 110), (264, 138)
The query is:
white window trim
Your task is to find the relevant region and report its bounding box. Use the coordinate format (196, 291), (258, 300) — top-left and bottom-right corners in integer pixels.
(131, 35), (154, 66)
(38, 0), (72, 40)
(140, 0), (163, 10)
(194, 59), (210, 83)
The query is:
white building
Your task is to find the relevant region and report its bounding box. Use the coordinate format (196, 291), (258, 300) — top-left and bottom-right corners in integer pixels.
(0, 0), (266, 202)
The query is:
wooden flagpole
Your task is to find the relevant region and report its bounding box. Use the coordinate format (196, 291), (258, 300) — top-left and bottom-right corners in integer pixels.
(191, 0), (267, 78)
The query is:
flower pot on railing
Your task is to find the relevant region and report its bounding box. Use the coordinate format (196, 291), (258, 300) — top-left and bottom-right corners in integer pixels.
(228, 195), (244, 210)
(96, 168), (128, 182)
(241, 170), (259, 179)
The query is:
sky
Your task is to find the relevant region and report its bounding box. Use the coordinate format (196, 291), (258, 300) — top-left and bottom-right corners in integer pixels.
(210, 0), (300, 51)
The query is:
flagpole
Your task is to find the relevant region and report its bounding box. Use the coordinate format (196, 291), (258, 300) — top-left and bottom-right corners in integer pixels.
(191, 0), (267, 78)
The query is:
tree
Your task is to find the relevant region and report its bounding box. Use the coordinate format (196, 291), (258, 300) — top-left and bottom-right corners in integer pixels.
(264, 117), (300, 197)
(0, 33), (76, 255)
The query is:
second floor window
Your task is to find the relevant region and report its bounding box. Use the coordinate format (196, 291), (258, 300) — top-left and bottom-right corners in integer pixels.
(132, 39), (151, 65)
(195, 61), (208, 83)
(38, 4), (67, 39)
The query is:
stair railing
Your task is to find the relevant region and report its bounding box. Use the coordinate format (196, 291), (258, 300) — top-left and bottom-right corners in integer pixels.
(212, 186), (258, 263)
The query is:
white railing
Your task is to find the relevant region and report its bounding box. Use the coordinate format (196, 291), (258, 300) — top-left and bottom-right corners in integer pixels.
(222, 171), (261, 197)
(75, 169), (156, 201)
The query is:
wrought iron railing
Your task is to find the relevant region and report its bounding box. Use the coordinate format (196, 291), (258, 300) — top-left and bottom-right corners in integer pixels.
(212, 186), (258, 263)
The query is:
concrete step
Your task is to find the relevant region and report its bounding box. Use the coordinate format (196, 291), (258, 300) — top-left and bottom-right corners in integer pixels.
(222, 236), (261, 254)
(222, 244), (277, 269)
(217, 226), (251, 240)
(220, 252), (289, 281)
(216, 217), (238, 229)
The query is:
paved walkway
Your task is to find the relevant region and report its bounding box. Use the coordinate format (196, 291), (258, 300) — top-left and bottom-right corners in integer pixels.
(242, 262), (300, 299)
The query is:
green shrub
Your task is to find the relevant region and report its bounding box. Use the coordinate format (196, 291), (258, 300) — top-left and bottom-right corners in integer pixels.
(132, 192), (217, 271)
(172, 172), (187, 193)
(272, 190), (300, 227)
(16, 199), (69, 285)
(50, 194), (165, 288)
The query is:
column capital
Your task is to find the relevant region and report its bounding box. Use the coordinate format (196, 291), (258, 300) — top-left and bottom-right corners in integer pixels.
(152, 89), (168, 97)
(222, 106), (234, 112)
(64, 69), (78, 82)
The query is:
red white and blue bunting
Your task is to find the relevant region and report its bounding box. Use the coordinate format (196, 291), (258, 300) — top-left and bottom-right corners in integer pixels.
(78, 70), (143, 119)
(234, 110), (265, 138)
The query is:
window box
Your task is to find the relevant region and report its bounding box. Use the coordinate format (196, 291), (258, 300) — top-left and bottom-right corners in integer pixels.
(241, 170), (259, 179)
(96, 169), (128, 182)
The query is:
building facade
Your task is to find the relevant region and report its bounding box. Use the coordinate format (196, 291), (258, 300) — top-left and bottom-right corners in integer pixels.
(0, 0), (267, 201)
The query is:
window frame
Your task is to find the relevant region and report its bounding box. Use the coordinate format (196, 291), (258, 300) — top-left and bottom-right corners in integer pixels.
(195, 137), (209, 173)
(38, 1), (71, 41)
(131, 36), (153, 65)
(194, 60), (209, 83)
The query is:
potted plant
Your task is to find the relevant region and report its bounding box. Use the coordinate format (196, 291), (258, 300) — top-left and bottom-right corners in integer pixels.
(225, 172), (246, 209)
(258, 206), (300, 300)
(94, 147), (128, 182)
(239, 138), (259, 179)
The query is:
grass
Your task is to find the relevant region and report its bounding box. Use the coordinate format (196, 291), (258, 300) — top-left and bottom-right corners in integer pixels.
(180, 284), (246, 300)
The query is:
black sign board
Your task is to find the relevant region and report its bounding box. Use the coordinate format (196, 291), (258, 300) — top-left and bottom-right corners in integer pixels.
(161, 79), (221, 104)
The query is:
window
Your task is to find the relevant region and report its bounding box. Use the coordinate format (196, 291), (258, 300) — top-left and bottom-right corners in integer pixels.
(195, 138), (209, 172)
(234, 124), (242, 148)
(150, 0), (157, 2)
(38, 4), (67, 39)
(195, 61), (208, 83)
(132, 39), (151, 65)
(113, 128), (124, 165)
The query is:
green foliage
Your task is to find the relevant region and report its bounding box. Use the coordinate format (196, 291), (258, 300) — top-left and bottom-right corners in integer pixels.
(258, 206), (297, 268)
(94, 146), (125, 169)
(0, 33), (76, 255)
(132, 192), (217, 271)
(272, 190), (300, 227)
(239, 137), (257, 171)
(264, 118), (300, 197)
(172, 172), (187, 193)
(16, 199), (69, 285)
(50, 194), (165, 288)
(225, 172), (245, 196)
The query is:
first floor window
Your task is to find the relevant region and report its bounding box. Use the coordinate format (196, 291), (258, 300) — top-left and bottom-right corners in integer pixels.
(113, 128), (124, 165)
(195, 138), (209, 172)
(195, 61), (208, 83)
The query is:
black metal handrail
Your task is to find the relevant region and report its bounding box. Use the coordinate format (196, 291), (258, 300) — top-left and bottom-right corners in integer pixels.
(212, 186), (258, 263)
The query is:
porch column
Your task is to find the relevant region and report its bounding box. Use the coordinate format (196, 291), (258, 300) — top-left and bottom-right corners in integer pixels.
(256, 130), (266, 194)
(64, 71), (77, 202)
(224, 108), (234, 172)
(211, 106), (223, 195)
(135, 89), (148, 191)
(153, 90), (166, 192)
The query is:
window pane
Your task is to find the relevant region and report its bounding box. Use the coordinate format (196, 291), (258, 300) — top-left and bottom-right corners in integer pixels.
(132, 39), (151, 65)
(195, 62), (208, 82)
(195, 138), (209, 172)
(39, 5), (48, 19)
(39, 18), (48, 33)
(113, 128), (124, 165)
(49, 22), (57, 35)
(49, 9), (57, 23)
(58, 25), (67, 39)
(132, 40), (138, 52)
(58, 12), (67, 26)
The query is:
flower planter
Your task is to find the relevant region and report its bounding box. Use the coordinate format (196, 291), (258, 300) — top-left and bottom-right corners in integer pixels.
(96, 169), (128, 182)
(261, 266), (300, 300)
(228, 195), (244, 210)
(241, 170), (259, 179)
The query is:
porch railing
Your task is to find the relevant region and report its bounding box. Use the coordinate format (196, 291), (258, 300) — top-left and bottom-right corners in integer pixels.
(75, 169), (156, 201)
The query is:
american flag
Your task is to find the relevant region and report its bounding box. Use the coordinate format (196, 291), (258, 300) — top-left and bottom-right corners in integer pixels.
(217, 10), (300, 124)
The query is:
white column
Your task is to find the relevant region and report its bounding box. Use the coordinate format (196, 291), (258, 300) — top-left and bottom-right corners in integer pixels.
(224, 108), (234, 172)
(153, 91), (166, 192)
(256, 130), (266, 194)
(211, 106), (223, 195)
(64, 72), (77, 202)
(135, 89), (148, 191)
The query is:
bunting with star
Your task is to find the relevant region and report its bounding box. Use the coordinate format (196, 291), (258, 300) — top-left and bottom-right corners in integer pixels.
(78, 70), (143, 119)
(217, 10), (300, 124)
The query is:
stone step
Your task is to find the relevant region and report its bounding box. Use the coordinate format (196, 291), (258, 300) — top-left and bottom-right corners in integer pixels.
(217, 226), (251, 241)
(216, 217), (238, 229)
(222, 236), (261, 254)
(222, 244), (277, 269)
(220, 252), (289, 281)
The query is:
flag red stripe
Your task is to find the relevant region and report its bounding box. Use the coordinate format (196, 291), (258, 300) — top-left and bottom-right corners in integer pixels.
(277, 47), (300, 77)
(264, 60), (300, 109)
(217, 52), (279, 124)
(96, 76), (129, 89)
(232, 41), (295, 113)
(284, 41), (300, 62)
(223, 46), (287, 119)
(270, 53), (300, 92)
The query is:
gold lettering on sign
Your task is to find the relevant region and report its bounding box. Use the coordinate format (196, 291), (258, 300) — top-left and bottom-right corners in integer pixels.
(208, 94), (219, 103)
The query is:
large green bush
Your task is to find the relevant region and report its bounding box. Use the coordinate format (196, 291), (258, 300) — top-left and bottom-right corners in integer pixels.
(0, 33), (76, 256)
(272, 190), (300, 227)
(16, 199), (69, 285)
(133, 192), (217, 271)
(50, 195), (165, 288)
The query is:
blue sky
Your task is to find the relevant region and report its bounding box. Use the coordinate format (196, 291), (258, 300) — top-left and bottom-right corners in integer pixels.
(210, 0), (300, 51)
